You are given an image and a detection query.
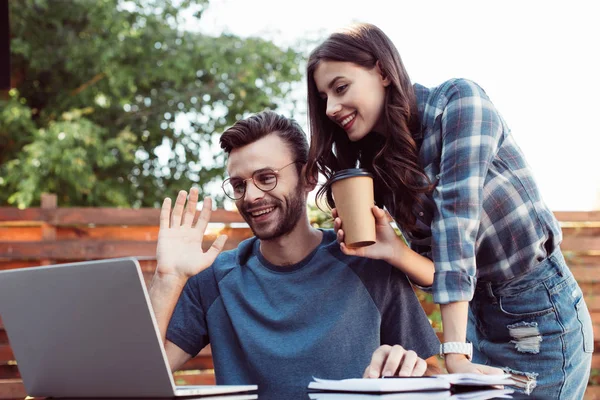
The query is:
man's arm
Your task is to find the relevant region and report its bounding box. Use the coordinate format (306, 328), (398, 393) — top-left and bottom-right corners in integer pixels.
(149, 273), (193, 372)
(149, 188), (227, 372)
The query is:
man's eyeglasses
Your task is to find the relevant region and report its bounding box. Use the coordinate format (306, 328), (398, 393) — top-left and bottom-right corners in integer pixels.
(222, 161), (298, 200)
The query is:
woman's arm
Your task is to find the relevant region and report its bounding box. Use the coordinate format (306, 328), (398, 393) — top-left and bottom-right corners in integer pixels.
(333, 205), (435, 287)
(441, 302), (503, 374)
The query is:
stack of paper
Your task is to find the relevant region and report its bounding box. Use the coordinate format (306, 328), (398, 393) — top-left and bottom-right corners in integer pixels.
(436, 373), (515, 387)
(308, 391), (452, 400)
(308, 389), (514, 400)
(308, 376), (451, 393)
(307, 373), (515, 395)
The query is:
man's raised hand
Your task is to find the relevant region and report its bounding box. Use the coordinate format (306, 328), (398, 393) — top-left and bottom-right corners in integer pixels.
(156, 188), (227, 278)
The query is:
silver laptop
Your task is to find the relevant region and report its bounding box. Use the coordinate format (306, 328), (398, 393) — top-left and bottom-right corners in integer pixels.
(0, 257), (257, 398)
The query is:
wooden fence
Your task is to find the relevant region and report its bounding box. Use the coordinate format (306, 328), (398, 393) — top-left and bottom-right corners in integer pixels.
(0, 195), (599, 398)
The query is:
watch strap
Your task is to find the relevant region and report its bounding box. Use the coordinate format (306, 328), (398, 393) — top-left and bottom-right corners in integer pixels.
(440, 342), (473, 361)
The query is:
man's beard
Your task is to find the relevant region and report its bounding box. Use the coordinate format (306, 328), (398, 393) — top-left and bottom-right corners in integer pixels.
(240, 185), (305, 241)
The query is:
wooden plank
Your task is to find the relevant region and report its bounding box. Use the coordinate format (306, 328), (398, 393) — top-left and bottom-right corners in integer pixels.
(0, 261), (40, 270)
(40, 194), (58, 267)
(1, 259), (159, 272)
(57, 226), (160, 241)
(562, 226), (600, 238)
(579, 283), (600, 297)
(0, 345), (14, 364)
(593, 312), (600, 340)
(560, 236), (600, 252)
(0, 365), (19, 380)
(555, 211), (600, 222)
(584, 296), (600, 312)
(0, 241), (157, 260)
(564, 254), (600, 267)
(585, 384), (600, 400)
(180, 356), (213, 371)
(55, 226), (253, 242)
(0, 236), (246, 260)
(0, 208), (244, 226)
(173, 371), (215, 386)
(0, 227), (41, 241)
(0, 379), (26, 399)
(571, 267), (600, 284)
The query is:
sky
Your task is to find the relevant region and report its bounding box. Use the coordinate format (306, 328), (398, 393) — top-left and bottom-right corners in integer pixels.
(194, 0), (600, 211)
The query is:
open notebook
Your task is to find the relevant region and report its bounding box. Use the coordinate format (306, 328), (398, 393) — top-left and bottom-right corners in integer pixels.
(0, 257), (257, 398)
(308, 373), (515, 394)
(308, 388), (514, 400)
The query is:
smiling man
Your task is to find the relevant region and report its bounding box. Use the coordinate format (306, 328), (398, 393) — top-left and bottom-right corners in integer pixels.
(148, 110), (441, 399)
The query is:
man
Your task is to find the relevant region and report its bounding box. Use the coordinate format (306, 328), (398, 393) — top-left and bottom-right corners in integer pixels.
(149, 111), (440, 399)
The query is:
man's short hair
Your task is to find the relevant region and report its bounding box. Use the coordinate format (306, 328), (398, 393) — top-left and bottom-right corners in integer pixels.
(219, 111), (309, 172)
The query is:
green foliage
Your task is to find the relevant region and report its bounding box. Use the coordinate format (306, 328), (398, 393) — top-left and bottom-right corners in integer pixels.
(308, 202), (333, 229)
(0, 0), (305, 207)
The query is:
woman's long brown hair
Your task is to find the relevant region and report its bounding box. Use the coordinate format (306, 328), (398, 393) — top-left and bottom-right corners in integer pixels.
(305, 23), (433, 237)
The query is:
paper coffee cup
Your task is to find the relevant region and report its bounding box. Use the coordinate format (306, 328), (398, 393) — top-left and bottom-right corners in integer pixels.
(329, 168), (376, 248)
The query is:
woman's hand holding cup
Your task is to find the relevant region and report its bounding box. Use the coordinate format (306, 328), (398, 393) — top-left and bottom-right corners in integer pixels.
(332, 206), (408, 262)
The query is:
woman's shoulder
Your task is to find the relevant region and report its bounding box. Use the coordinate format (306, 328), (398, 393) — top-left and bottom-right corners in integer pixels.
(422, 78), (490, 102)
(416, 79), (494, 123)
(414, 78), (485, 98)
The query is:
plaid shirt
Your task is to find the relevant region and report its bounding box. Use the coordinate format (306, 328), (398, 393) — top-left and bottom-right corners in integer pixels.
(407, 79), (562, 304)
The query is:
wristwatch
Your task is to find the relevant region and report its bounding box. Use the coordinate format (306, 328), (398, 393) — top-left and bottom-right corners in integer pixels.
(440, 342), (473, 361)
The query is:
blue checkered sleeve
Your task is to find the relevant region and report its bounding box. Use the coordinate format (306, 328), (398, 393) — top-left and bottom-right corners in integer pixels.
(431, 79), (503, 304)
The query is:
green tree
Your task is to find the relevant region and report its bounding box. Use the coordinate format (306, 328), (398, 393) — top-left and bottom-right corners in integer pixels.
(0, 0), (304, 207)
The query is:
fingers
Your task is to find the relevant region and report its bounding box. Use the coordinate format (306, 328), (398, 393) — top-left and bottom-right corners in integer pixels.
(480, 364), (505, 375)
(162, 188), (204, 229)
(171, 190), (188, 228)
(194, 197), (213, 234)
(382, 345), (407, 377)
(339, 241), (357, 256)
(333, 217), (342, 233)
(181, 187), (199, 227)
(373, 206), (392, 226)
(395, 349), (419, 377)
(205, 234), (228, 261)
(335, 222), (343, 243)
(334, 218), (357, 256)
(160, 197), (171, 229)
(331, 208), (338, 219)
(395, 352), (426, 377)
(365, 345), (391, 378)
(412, 358), (427, 376)
(365, 345), (426, 379)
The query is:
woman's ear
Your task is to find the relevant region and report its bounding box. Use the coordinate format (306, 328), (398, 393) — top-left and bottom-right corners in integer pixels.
(376, 60), (391, 87)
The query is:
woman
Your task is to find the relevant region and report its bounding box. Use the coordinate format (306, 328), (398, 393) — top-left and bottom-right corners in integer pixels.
(305, 22), (593, 398)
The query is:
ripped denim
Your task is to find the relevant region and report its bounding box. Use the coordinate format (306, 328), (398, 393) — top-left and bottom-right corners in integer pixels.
(468, 247), (593, 399)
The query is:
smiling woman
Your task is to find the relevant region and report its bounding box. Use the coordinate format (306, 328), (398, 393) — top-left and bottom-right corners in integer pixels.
(304, 22), (594, 399)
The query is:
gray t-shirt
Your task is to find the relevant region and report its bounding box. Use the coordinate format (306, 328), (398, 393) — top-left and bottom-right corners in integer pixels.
(167, 229), (440, 399)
